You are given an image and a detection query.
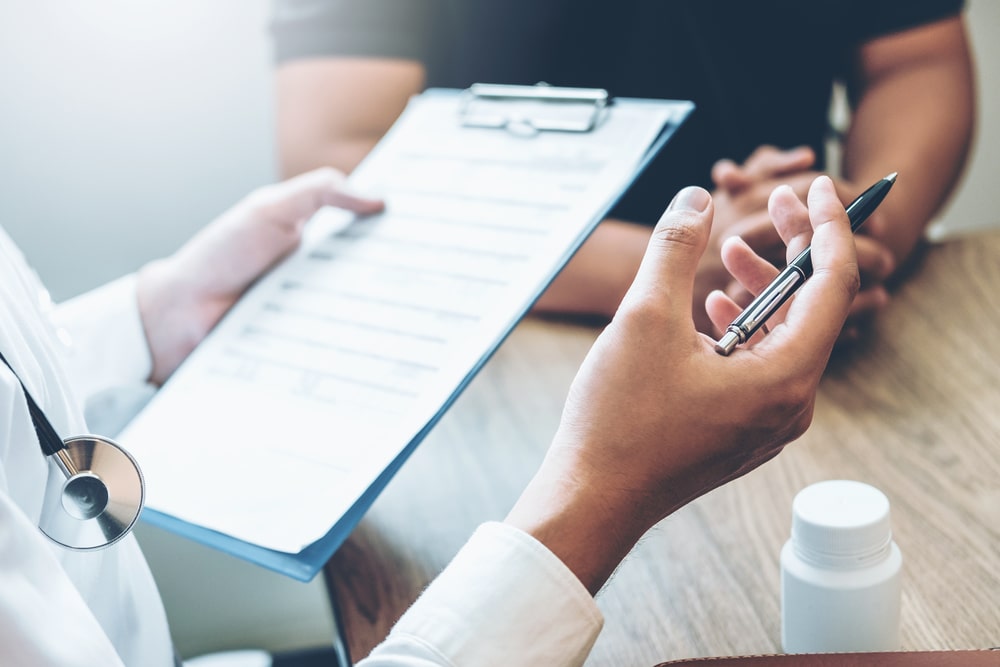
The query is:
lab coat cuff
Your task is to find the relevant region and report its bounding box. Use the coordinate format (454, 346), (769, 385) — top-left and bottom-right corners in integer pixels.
(52, 274), (153, 399)
(384, 521), (603, 667)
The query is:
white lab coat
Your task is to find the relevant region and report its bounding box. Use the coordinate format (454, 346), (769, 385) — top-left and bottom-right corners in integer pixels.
(0, 227), (173, 667)
(0, 227), (602, 667)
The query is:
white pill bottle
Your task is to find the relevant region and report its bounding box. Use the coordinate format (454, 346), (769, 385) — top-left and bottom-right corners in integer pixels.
(781, 480), (902, 653)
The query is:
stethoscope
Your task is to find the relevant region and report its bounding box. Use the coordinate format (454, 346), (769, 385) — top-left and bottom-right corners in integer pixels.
(0, 350), (145, 550)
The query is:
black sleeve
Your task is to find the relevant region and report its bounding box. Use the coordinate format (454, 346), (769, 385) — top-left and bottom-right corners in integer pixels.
(843, 0), (965, 45)
(272, 0), (440, 64)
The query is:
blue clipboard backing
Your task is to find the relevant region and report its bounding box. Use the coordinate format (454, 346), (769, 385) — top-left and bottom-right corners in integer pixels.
(140, 95), (694, 582)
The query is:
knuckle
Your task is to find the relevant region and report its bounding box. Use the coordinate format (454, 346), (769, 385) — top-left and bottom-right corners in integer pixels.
(765, 374), (815, 423)
(786, 403), (816, 441)
(315, 165), (343, 184)
(815, 263), (861, 303)
(243, 184), (277, 211)
(617, 293), (669, 331)
(243, 182), (298, 223)
(785, 374), (816, 410)
(837, 263), (862, 300)
(651, 213), (703, 250)
(844, 265), (862, 297)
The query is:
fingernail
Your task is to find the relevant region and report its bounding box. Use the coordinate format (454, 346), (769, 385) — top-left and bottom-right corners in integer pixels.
(668, 186), (711, 212)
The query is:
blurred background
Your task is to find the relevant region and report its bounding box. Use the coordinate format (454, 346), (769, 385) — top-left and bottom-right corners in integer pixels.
(0, 0), (276, 302)
(1, 1), (998, 302)
(0, 0), (996, 658)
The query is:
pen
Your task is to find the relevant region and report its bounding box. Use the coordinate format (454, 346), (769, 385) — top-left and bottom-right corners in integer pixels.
(714, 172), (897, 356)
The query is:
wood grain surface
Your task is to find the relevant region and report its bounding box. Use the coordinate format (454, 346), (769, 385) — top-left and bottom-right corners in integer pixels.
(325, 232), (1000, 665)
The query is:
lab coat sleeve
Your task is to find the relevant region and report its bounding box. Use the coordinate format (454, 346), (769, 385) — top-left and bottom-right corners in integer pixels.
(51, 274), (153, 402)
(360, 522), (604, 667)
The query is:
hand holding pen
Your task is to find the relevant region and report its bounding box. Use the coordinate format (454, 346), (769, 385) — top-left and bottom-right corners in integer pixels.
(712, 174), (896, 355)
(512, 178), (864, 575)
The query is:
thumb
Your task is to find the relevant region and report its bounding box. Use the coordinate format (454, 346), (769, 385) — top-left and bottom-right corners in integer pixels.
(621, 186), (713, 318)
(254, 167), (384, 225)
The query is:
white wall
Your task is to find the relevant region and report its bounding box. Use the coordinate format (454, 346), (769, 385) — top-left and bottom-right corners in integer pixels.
(0, 0), (277, 301)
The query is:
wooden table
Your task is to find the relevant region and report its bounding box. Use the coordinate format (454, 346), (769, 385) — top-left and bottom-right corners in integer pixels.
(326, 231), (1000, 665)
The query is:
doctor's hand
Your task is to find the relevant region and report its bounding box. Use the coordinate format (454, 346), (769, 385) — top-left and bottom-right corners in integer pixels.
(136, 168), (383, 385)
(506, 177), (860, 595)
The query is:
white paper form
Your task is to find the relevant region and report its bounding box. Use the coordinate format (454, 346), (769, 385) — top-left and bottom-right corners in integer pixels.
(119, 92), (691, 554)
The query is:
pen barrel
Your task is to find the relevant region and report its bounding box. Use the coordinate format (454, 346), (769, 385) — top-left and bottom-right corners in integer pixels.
(716, 173), (893, 356)
(732, 176), (889, 337)
(846, 179), (893, 233)
(730, 263), (808, 340)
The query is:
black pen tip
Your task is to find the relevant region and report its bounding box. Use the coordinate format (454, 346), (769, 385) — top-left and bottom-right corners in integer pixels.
(885, 172), (898, 183)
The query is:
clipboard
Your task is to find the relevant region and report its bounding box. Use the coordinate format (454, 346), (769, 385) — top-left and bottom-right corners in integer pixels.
(123, 84), (694, 582)
(459, 83), (609, 134)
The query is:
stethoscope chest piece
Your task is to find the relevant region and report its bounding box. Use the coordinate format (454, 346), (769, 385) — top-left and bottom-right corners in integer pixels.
(39, 435), (145, 551)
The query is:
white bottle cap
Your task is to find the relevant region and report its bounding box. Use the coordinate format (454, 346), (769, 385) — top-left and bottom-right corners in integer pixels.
(791, 480), (892, 568)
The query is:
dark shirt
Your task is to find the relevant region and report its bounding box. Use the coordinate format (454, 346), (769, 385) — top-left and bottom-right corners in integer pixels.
(273, 0), (963, 224)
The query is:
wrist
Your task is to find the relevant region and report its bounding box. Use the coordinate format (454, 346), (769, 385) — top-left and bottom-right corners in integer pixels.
(136, 256), (208, 384)
(504, 450), (652, 595)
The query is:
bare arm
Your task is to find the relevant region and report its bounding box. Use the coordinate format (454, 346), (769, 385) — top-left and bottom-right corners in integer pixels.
(843, 14), (975, 265)
(704, 17), (974, 338)
(533, 220), (652, 319)
(536, 14), (975, 325)
(536, 218), (734, 331)
(276, 58), (425, 177)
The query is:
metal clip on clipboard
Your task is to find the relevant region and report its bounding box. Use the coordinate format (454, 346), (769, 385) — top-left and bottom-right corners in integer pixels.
(458, 83), (609, 136)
